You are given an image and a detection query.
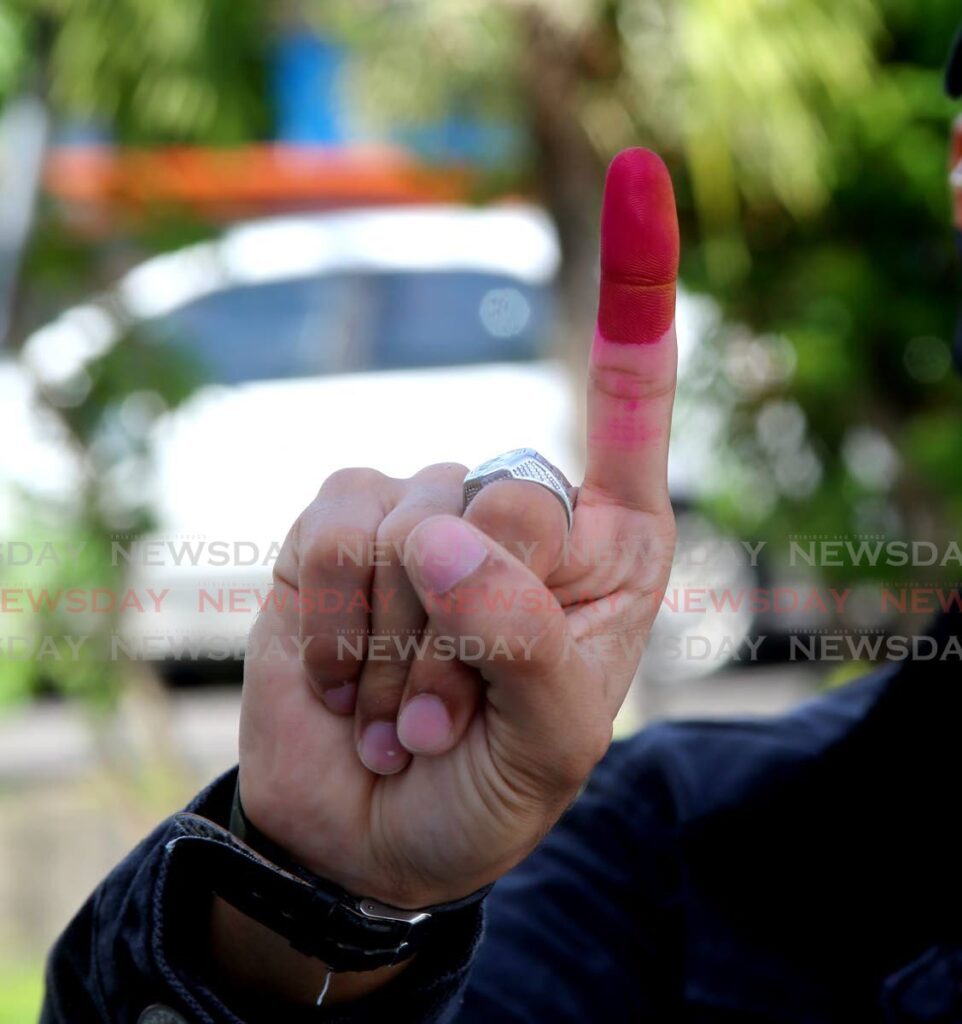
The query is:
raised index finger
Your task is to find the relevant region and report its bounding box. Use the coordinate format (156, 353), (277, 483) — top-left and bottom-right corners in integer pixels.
(582, 148), (679, 513)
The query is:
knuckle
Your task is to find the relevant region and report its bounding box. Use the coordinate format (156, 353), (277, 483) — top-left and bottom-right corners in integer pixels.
(413, 461), (469, 484)
(469, 479), (542, 528)
(374, 510), (409, 565)
(319, 466), (391, 496)
(401, 464), (469, 514)
(356, 668), (408, 716)
(588, 361), (675, 405)
(302, 635), (359, 684)
(302, 523), (374, 576)
(465, 483), (565, 566)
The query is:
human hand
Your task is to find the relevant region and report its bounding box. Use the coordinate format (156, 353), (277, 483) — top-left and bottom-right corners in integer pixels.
(237, 148), (679, 911)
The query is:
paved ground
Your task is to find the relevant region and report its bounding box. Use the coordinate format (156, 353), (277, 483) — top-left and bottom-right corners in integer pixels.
(0, 666), (824, 783)
(0, 665), (825, 968)
(0, 686), (241, 785)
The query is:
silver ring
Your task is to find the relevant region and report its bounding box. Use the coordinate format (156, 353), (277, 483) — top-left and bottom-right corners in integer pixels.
(463, 448), (575, 531)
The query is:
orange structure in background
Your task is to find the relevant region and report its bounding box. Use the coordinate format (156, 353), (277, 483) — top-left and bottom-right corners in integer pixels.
(43, 144), (475, 232)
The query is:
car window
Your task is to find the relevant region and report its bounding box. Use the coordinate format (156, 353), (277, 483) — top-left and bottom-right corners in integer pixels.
(143, 271), (556, 385)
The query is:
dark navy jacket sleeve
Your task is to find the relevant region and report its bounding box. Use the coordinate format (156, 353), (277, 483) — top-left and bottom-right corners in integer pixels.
(47, 659), (961, 1023)
(41, 731), (683, 1024)
(459, 734), (684, 1021)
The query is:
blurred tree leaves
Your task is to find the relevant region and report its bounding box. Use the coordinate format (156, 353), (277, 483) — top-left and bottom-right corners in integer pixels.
(1, 0), (270, 142)
(0, 0), (237, 707)
(312, 0), (885, 274)
(0, 4), (27, 96)
(0, 329), (204, 707)
(314, 0), (962, 587)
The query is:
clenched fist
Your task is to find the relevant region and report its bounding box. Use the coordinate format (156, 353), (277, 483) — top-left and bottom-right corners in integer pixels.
(236, 149), (679, 923)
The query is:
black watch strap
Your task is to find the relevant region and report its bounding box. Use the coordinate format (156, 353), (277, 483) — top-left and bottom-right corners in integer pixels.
(165, 780), (491, 973)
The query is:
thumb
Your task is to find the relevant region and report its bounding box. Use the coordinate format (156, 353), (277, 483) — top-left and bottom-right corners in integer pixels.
(402, 515), (610, 791)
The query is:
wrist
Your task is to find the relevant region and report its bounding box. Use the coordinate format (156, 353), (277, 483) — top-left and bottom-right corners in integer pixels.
(209, 897), (412, 1007)
(233, 776), (488, 910)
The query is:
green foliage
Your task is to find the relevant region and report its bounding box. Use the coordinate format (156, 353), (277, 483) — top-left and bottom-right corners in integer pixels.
(0, 522), (125, 709)
(317, 0), (526, 128)
(52, 323), (205, 462)
(1, 0), (271, 142)
(681, 2), (962, 582)
(319, 0), (962, 585)
(317, 1), (885, 244)
(0, 329), (205, 709)
(624, 0), (883, 249)
(0, 3), (27, 96)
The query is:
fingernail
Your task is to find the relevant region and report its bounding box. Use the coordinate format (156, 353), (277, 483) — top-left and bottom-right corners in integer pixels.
(321, 681), (357, 715)
(358, 720), (408, 775)
(397, 694), (453, 755)
(409, 518), (487, 594)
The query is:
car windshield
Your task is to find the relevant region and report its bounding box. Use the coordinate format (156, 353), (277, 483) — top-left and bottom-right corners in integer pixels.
(143, 270), (556, 385)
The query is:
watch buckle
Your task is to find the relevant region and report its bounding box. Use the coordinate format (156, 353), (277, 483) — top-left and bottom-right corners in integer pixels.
(357, 898), (431, 926)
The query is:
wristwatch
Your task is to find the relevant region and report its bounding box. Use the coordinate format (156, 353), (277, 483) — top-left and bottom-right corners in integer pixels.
(163, 780), (490, 974)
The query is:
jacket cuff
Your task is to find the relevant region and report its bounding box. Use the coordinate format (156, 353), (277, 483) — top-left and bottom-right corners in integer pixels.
(151, 769), (484, 1024)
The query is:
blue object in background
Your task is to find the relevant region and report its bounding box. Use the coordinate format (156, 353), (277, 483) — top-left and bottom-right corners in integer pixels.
(272, 31), (348, 144)
(270, 28), (522, 166)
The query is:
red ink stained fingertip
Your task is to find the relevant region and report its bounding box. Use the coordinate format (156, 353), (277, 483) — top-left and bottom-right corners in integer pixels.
(597, 148), (679, 345)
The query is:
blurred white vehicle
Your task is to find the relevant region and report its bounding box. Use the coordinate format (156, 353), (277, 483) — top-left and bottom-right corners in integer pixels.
(1, 205), (753, 678)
